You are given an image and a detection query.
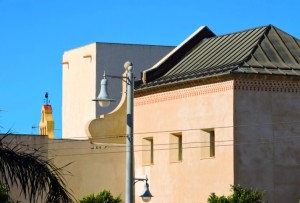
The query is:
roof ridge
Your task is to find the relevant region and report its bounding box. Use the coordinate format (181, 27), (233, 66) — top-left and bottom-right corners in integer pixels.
(241, 25), (272, 65)
(270, 25), (300, 41)
(214, 25), (270, 38)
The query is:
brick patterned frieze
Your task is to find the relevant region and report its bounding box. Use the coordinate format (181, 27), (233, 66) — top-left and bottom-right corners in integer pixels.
(135, 80), (234, 106)
(135, 78), (300, 106)
(234, 79), (300, 93)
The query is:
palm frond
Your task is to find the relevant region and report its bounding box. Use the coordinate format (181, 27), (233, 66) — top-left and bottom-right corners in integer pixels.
(0, 139), (74, 203)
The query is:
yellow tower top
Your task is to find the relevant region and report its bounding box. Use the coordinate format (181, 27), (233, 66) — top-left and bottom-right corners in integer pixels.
(39, 104), (55, 139)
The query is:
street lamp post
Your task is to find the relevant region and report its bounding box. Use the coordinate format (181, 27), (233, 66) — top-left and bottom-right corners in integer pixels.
(125, 61), (134, 203)
(93, 61), (152, 203)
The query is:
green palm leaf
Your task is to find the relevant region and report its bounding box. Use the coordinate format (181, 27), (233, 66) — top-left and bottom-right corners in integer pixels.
(0, 135), (74, 203)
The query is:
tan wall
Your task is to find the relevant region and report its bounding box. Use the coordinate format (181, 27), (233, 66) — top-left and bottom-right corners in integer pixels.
(48, 139), (126, 201)
(234, 79), (300, 203)
(0, 135), (125, 203)
(62, 43), (174, 140)
(0, 134), (126, 202)
(134, 81), (235, 203)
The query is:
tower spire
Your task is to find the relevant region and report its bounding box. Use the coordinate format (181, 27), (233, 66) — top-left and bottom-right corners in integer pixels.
(44, 92), (49, 105)
(39, 92), (55, 139)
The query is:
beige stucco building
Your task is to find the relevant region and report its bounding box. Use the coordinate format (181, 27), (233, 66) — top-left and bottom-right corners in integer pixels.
(133, 25), (300, 202)
(88, 25), (300, 203)
(6, 25), (300, 203)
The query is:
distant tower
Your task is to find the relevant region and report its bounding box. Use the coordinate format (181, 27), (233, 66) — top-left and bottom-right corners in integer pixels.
(39, 92), (55, 139)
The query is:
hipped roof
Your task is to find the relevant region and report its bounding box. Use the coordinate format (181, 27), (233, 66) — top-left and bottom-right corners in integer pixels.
(137, 25), (300, 89)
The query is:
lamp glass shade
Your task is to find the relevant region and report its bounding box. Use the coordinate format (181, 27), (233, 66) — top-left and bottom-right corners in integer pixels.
(93, 77), (115, 107)
(141, 196), (151, 202)
(98, 100), (111, 107)
(140, 182), (153, 202)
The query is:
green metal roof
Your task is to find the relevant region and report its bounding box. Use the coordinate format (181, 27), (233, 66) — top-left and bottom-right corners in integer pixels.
(138, 25), (300, 89)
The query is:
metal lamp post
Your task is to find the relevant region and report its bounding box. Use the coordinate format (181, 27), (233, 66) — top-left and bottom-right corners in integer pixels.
(93, 61), (152, 203)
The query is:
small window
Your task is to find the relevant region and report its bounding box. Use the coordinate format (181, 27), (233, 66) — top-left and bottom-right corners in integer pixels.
(143, 137), (153, 165)
(201, 129), (215, 158)
(170, 132), (182, 162)
(210, 131), (215, 157)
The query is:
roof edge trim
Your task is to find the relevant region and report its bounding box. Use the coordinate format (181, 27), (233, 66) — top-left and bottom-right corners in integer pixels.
(142, 26), (216, 83)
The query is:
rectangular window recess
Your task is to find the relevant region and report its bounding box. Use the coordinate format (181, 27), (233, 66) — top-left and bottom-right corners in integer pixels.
(170, 132), (182, 162)
(201, 129), (215, 158)
(142, 137), (153, 165)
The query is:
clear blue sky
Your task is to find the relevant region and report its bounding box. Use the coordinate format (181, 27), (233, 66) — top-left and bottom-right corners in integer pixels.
(0, 0), (299, 138)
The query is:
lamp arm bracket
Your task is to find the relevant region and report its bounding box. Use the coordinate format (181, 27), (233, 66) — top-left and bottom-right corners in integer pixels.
(134, 177), (148, 184)
(105, 74), (127, 79)
(126, 134), (133, 142)
(105, 74), (129, 84)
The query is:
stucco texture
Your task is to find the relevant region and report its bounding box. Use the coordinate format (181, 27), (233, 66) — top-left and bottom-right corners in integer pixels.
(48, 139), (126, 201)
(234, 78), (300, 203)
(134, 81), (234, 203)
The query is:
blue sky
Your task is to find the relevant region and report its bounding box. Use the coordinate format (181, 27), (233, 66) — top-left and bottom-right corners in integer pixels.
(0, 0), (299, 138)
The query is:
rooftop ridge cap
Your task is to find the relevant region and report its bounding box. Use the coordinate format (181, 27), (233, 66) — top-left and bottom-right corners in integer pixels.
(242, 25), (272, 65)
(214, 24), (270, 39)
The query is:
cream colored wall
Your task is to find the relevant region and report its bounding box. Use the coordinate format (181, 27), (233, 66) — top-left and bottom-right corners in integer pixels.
(62, 43), (97, 140)
(62, 43), (174, 139)
(48, 139), (126, 201)
(234, 79), (300, 203)
(134, 81), (235, 203)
